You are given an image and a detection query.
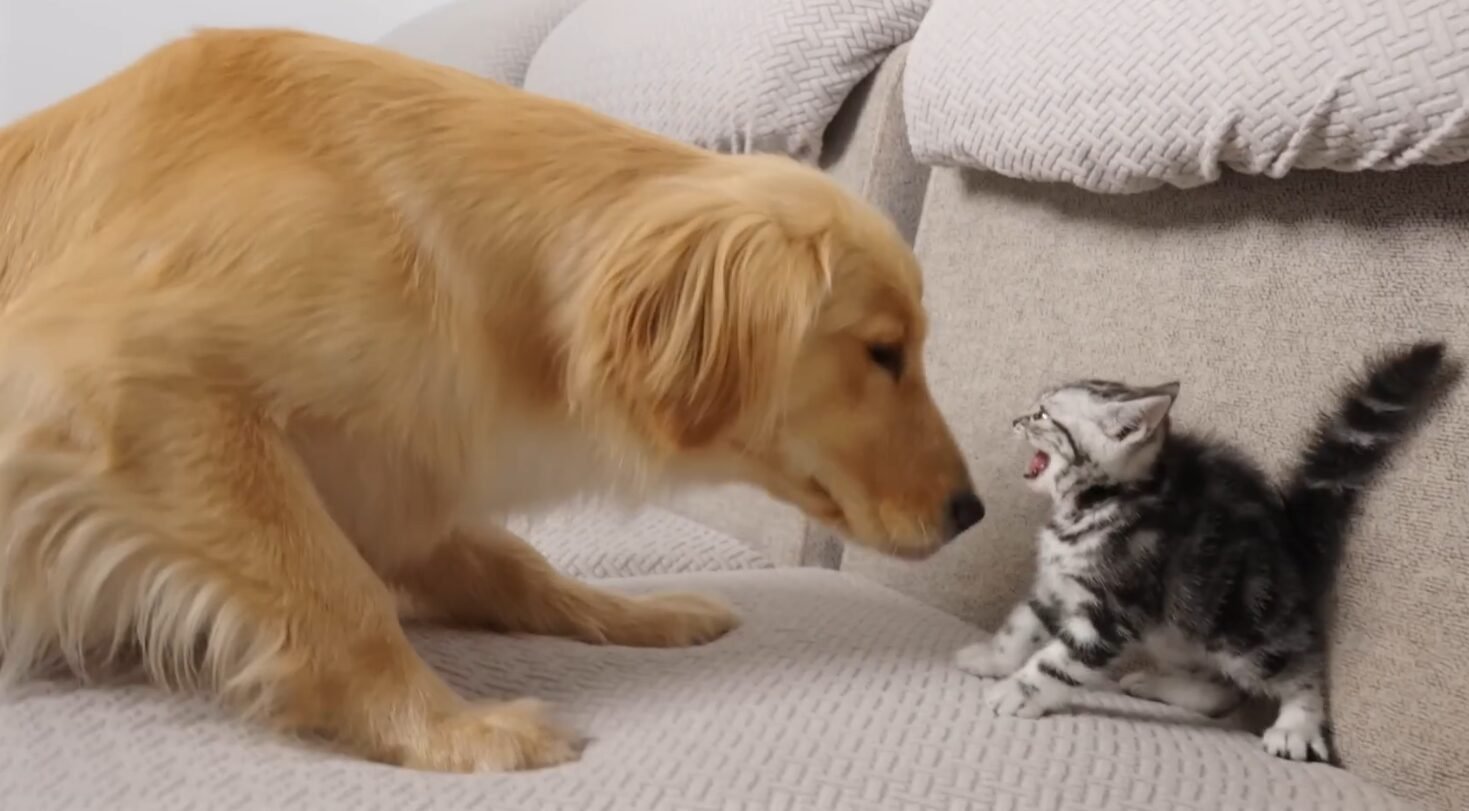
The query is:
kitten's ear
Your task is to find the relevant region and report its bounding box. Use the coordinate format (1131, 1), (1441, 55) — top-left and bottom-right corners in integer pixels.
(1109, 383), (1178, 442)
(1150, 381), (1181, 400)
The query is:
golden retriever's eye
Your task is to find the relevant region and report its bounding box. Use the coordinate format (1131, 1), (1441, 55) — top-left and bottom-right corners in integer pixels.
(868, 344), (904, 379)
(1036, 408), (1050, 421)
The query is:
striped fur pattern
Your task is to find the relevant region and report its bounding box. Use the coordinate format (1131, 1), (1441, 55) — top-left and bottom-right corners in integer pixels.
(955, 342), (1451, 763)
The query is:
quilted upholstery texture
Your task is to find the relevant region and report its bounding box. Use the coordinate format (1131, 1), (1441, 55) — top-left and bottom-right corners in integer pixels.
(0, 570), (1414, 811)
(904, 0), (1469, 193)
(378, 0), (587, 86)
(513, 503), (774, 579)
(522, 0), (932, 161)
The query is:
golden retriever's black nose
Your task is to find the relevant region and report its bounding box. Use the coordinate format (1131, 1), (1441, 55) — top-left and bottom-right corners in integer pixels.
(946, 491), (985, 536)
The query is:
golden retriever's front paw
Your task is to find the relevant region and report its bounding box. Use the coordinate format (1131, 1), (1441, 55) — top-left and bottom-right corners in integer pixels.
(604, 592), (740, 648)
(401, 699), (580, 772)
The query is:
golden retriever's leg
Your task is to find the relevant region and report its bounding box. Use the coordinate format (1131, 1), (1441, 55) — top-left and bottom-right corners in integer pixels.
(0, 387), (575, 772)
(393, 526), (739, 647)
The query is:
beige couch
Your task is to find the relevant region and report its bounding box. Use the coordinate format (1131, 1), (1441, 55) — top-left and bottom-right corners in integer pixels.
(4, 16), (1461, 811)
(385, 16), (1464, 807)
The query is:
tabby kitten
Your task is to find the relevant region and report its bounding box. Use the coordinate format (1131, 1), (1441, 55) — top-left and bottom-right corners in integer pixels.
(956, 342), (1450, 762)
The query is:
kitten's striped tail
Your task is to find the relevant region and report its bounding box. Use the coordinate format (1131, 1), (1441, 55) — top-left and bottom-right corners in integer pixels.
(1284, 340), (1453, 590)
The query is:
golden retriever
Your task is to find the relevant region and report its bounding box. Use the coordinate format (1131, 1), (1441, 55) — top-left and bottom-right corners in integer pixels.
(0, 29), (980, 770)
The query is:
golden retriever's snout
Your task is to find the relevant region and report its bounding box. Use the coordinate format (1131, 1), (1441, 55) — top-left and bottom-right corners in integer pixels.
(945, 490), (985, 537)
(847, 435), (982, 560)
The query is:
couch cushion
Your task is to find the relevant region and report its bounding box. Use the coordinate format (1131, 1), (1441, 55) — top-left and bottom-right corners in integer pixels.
(0, 569), (1412, 810)
(513, 503), (774, 578)
(377, 0), (587, 86)
(523, 0), (931, 161)
(904, 0), (1469, 193)
(657, 485), (812, 567)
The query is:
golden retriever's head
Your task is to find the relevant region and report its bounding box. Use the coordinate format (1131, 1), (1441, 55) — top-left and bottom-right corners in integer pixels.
(566, 154), (979, 559)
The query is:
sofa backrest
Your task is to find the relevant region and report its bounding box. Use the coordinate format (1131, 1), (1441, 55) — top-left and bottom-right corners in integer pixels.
(848, 161), (1469, 810)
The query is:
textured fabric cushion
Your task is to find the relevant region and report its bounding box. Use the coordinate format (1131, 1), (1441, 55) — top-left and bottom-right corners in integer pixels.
(904, 0), (1469, 193)
(658, 485), (812, 567)
(513, 503), (773, 578)
(522, 0), (932, 161)
(377, 0), (587, 86)
(846, 162), (1469, 809)
(0, 570), (1412, 810)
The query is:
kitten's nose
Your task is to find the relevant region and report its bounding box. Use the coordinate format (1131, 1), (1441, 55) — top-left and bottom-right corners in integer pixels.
(946, 490), (985, 537)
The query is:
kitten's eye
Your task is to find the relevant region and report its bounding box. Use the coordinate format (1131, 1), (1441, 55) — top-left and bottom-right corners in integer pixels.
(868, 344), (904, 379)
(1035, 408), (1050, 421)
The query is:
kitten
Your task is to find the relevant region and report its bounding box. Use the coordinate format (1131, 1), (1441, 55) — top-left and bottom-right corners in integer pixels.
(955, 341), (1451, 762)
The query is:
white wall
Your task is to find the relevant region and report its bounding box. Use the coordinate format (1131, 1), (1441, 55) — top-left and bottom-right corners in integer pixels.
(0, 0), (451, 123)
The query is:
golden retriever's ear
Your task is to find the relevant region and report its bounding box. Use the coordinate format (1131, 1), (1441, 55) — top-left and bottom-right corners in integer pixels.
(568, 184), (831, 451)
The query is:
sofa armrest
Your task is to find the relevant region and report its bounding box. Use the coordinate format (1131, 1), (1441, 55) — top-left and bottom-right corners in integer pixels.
(821, 43), (929, 245)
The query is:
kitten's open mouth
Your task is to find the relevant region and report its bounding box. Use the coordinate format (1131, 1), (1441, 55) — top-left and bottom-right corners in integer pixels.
(1024, 451), (1050, 480)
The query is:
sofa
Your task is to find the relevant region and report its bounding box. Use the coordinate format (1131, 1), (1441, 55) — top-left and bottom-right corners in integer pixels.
(3, 2), (1464, 810)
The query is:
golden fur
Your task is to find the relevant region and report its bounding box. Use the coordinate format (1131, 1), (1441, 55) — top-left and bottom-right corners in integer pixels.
(0, 29), (977, 770)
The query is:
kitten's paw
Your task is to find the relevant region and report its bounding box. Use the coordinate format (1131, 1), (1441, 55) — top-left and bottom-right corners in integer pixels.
(982, 676), (1049, 719)
(1262, 720), (1332, 763)
(1119, 670), (1159, 700)
(955, 641), (1018, 679)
